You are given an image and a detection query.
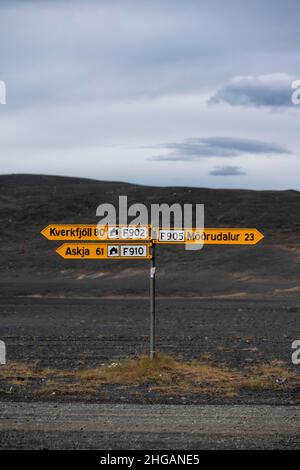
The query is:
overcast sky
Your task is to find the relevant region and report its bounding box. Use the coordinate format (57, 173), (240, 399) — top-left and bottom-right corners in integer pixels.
(0, 0), (299, 189)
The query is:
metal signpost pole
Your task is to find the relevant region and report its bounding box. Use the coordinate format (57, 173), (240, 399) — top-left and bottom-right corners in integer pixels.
(150, 242), (156, 359)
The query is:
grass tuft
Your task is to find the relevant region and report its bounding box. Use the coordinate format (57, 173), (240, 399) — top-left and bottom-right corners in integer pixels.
(0, 354), (298, 398)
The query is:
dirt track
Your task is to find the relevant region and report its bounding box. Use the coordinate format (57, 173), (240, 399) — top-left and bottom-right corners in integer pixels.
(0, 402), (299, 449)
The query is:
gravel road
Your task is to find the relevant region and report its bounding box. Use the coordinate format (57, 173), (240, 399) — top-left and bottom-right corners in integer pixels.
(0, 402), (299, 449)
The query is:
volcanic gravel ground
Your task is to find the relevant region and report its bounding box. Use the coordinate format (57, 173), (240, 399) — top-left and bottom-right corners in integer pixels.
(0, 296), (299, 405)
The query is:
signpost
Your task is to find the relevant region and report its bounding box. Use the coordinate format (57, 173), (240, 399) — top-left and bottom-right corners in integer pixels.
(41, 224), (264, 359)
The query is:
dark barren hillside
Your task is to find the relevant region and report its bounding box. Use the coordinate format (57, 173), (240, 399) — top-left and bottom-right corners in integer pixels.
(0, 174), (300, 298)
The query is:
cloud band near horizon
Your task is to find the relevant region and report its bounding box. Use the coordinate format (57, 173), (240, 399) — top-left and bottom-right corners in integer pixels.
(149, 137), (290, 162)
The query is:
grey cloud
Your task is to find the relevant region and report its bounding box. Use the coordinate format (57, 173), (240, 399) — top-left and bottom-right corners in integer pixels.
(209, 165), (246, 176)
(209, 74), (297, 108)
(150, 137), (290, 161)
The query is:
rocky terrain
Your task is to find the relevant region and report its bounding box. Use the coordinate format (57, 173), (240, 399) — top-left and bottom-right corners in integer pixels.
(0, 174), (300, 299)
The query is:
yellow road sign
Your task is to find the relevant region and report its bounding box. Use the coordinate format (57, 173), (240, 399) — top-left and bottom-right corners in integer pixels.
(41, 225), (151, 241)
(154, 228), (264, 245)
(42, 225), (264, 246)
(56, 243), (152, 259)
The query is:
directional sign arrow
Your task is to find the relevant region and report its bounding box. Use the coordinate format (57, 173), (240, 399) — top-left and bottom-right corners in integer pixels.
(154, 228), (264, 245)
(56, 243), (152, 259)
(42, 225), (264, 245)
(41, 225), (151, 241)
